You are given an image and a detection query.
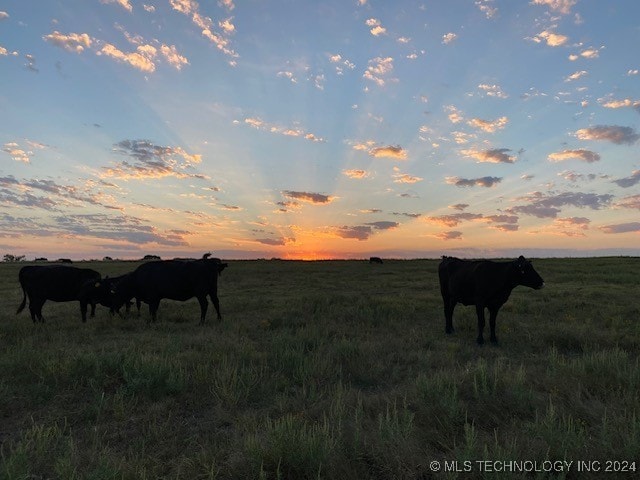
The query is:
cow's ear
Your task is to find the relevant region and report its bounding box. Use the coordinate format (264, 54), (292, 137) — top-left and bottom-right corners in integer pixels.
(95, 281), (101, 288)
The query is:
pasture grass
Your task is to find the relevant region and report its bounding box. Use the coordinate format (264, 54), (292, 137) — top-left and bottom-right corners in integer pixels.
(0, 257), (639, 479)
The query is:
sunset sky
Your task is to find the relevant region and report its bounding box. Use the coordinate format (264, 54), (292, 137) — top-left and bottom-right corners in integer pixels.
(1, 0), (639, 260)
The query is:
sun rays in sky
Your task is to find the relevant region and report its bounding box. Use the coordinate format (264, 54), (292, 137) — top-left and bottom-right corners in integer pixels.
(1, 0), (639, 260)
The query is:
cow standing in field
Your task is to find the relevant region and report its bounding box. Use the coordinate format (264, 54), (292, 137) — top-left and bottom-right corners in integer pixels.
(438, 256), (544, 344)
(16, 265), (102, 322)
(109, 256), (228, 323)
(369, 256), (384, 264)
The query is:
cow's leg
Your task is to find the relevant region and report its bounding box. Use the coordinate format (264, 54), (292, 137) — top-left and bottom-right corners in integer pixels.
(80, 301), (88, 322)
(148, 299), (160, 323)
(90, 302), (96, 318)
(488, 307), (499, 344)
(31, 298), (45, 323)
(444, 299), (456, 334)
(209, 292), (222, 321)
(476, 304), (486, 345)
(197, 295), (209, 324)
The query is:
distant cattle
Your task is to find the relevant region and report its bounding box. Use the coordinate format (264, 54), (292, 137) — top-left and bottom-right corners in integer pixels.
(369, 257), (384, 264)
(109, 256), (228, 323)
(16, 265), (101, 322)
(438, 256), (544, 344)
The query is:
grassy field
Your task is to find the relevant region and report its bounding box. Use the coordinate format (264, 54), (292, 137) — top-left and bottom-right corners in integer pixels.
(0, 257), (639, 479)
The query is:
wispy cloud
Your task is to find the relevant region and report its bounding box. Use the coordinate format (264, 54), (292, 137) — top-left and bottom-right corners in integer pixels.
(363, 56), (395, 86)
(532, 30), (569, 47)
(282, 191), (334, 205)
(366, 18), (386, 37)
(599, 97), (640, 113)
(100, 0), (133, 12)
(461, 148), (516, 163)
(435, 231), (463, 241)
(613, 170), (640, 188)
(446, 176), (502, 188)
(509, 191), (613, 218)
(368, 145), (407, 160)
(241, 117), (324, 142)
(467, 116), (508, 133)
(169, 0), (237, 60)
(548, 149), (600, 163)
(531, 0), (577, 15)
(343, 169), (370, 179)
(616, 194), (640, 210)
(600, 222), (640, 234)
(102, 140), (203, 180)
(442, 33), (458, 45)
(575, 125), (640, 145)
(44, 30), (188, 72)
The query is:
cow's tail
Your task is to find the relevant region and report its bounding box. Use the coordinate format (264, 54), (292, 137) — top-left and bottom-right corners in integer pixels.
(16, 285), (27, 315)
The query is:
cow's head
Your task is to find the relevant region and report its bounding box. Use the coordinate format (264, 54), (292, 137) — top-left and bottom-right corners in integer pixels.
(514, 256), (545, 289)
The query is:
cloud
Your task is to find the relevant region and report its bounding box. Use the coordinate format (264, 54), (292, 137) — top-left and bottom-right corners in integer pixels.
(533, 30), (569, 47)
(343, 169), (369, 179)
(369, 145), (407, 160)
(98, 43), (156, 72)
(442, 33), (458, 45)
(2, 142), (34, 163)
(100, 0), (133, 12)
(425, 213), (483, 227)
(613, 170), (640, 188)
(366, 18), (386, 36)
(54, 213), (190, 246)
(548, 149), (600, 163)
(363, 56), (395, 86)
(282, 191), (334, 205)
(531, 0), (577, 15)
(476, 0), (498, 19)
(600, 222), (640, 234)
(550, 217), (591, 237)
(599, 97), (640, 113)
(575, 125), (640, 145)
(242, 117), (324, 142)
(366, 221), (399, 230)
(43, 31), (92, 53)
(477, 84), (508, 98)
(509, 191), (614, 218)
(565, 70), (587, 82)
(102, 139), (203, 180)
(0, 11), (8, 21)
(393, 173), (423, 184)
(467, 116), (508, 133)
(436, 231), (463, 241)
(334, 220), (398, 241)
(450, 203), (469, 211)
(484, 214), (519, 224)
(446, 176), (502, 188)
(335, 225), (372, 241)
(44, 30), (188, 72)
(616, 194), (640, 210)
(461, 148), (515, 163)
(169, 0), (237, 60)
(255, 237), (288, 246)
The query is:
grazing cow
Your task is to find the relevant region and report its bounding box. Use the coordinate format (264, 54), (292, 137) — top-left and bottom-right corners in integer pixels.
(16, 265), (102, 322)
(110, 256), (228, 324)
(438, 255), (544, 344)
(369, 256), (384, 264)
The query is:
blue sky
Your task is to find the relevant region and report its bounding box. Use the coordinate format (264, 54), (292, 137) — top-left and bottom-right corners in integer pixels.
(1, 0), (639, 260)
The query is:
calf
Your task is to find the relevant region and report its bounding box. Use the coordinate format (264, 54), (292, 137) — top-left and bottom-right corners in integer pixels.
(16, 265), (102, 322)
(438, 256), (544, 344)
(110, 256), (228, 323)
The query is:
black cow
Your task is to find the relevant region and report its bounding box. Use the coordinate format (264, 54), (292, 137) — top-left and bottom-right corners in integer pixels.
(369, 256), (384, 264)
(16, 265), (101, 323)
(438, 255), (544, 344)
(110, 257), (228, 324)
(90, 274), (141, 316)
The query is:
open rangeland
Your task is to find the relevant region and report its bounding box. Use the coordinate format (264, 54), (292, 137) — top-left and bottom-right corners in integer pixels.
(1, 258), (639, 479)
